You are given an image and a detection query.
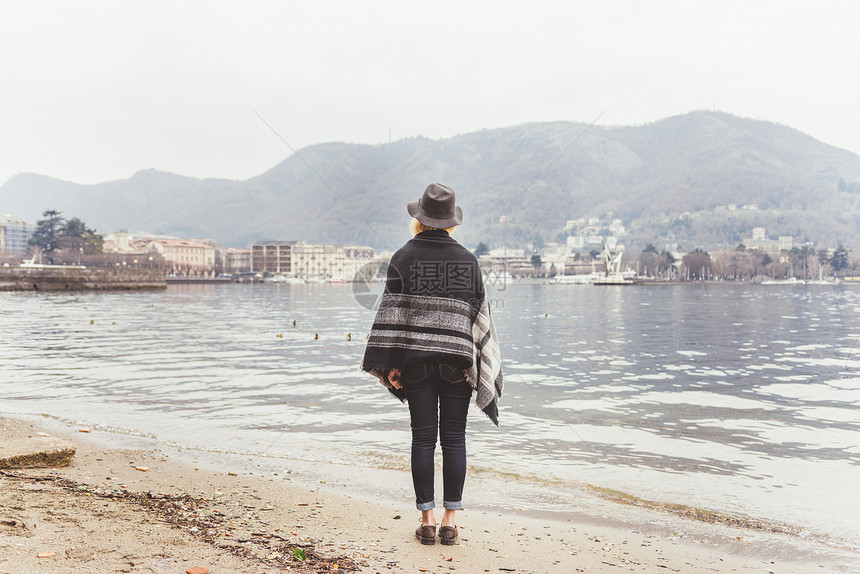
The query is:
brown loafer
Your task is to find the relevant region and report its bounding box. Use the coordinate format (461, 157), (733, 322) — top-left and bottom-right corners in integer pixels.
(415, 524), (436, 545)
(439, 525), (458, 545)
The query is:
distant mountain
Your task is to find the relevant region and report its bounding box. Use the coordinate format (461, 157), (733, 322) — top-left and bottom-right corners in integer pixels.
(3, 110), (860, 252)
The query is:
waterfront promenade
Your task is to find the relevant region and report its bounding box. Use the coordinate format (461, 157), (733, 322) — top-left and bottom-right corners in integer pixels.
(0, 266), (165, 291)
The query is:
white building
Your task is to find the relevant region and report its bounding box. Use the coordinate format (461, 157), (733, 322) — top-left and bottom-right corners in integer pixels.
(486, 247), (525, 259)
(538, 242), (572, 275)
(609, 219), (627, 236)
(103, 231), (181, 253)
(342, 244), (376, 280)
(292, 243), (338, 278)
(147, 239), (216, 274)
(0, 212), (34, 253)
(291, 242), (375, 280)
(564, 219), (585, 232)
(743, 228), (795, 255)
(566, 235), (585, 249)
(479, 247), (530, 276)
(216, 247), (251, 274)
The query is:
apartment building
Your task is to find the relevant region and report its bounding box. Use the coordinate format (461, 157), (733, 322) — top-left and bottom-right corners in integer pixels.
(218, 248), (251, 274)
(250, 241), (297, 274)
(0, 212), (34, 253)
(147, 239), (216, 274)
(342, 245), (376, 280)
(292, 242), (376, 280)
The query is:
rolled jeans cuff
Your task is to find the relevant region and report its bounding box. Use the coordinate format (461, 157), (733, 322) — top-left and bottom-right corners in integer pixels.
(416, 500), (435, 511)
(443, 499), (463, 510)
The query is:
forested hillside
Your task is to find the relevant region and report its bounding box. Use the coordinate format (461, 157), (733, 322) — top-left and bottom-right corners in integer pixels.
(3, 110), (859, 251)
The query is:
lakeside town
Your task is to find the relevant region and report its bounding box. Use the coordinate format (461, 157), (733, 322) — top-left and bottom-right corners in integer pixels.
(1, 208), (857, 285)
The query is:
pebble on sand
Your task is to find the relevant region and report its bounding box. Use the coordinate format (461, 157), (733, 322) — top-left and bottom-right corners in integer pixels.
(186, 567), (209, 574)
(37, 552), (56, 558)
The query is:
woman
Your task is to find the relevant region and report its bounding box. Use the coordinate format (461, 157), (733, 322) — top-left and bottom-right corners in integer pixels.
(362, 183), (503, 546)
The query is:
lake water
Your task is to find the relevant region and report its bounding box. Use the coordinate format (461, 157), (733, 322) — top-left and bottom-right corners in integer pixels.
(2, 281), (859, 549)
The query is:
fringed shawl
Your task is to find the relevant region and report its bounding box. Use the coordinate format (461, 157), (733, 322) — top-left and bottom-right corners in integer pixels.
(361, 230), (503, 425)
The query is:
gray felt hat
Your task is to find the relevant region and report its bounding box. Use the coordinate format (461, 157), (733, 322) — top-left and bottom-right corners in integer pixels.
(407, 183), (463, 228)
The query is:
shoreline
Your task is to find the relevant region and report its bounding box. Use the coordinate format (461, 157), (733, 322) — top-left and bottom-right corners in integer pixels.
(7, 410), (847, 548)
(2, 414), (856, 573)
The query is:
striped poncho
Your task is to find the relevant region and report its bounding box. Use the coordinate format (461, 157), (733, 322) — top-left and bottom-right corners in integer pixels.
(361, 230), (503, 425)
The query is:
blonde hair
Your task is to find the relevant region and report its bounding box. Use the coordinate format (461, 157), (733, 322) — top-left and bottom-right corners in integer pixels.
(411, 218), (456, 236)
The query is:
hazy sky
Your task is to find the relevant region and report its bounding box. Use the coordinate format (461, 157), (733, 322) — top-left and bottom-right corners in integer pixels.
(2, 0), (859, 187)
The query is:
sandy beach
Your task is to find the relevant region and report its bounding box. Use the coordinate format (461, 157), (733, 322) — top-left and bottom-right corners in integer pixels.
(0, 415), (855, 574)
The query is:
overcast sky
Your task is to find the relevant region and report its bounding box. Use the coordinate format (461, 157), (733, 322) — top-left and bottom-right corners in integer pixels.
(2, 0), (859, 187)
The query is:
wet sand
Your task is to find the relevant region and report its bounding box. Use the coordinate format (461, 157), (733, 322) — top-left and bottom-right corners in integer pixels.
(0, 415), (855, 573)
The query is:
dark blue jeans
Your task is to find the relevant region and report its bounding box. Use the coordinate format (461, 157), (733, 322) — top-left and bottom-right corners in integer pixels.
(403, 360), (472, 511)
